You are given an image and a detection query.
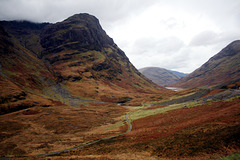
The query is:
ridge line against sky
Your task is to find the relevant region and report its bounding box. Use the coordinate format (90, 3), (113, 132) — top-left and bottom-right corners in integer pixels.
(0, 0), (240, 73)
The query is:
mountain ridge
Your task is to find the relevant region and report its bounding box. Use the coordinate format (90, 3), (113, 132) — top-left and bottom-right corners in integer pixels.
(0, 13), (166, 111)
(139, 67), (186, 86)
(172, 40), (240, 88)
(169, 70), (188, 78)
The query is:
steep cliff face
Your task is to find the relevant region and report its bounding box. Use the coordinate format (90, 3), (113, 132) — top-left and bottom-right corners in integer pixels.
(0, 22), (56, 114)
(0, 13), (165, 109)
(172, 40), (240, 88)
(0, 22), (55, 92)
(40, 14), (114, 56)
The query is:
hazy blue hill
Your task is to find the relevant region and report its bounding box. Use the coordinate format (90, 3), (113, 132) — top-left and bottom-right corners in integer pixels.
(169, 70), (188, 78)
(139, 67), (184, 86)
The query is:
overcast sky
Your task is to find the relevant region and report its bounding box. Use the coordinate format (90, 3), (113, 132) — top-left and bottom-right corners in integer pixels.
(1, 0), (240, 73)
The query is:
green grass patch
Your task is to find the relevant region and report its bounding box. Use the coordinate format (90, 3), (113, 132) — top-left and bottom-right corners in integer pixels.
(224, 95), (240, 102)
(104, 121), (125, 131)
(129, 105), (176, 121)
(2, 69), (16, 76)
(129, 88), (240, 121)
(129, 101), (202, 121)
(216, 152), (240, 160)
(95, 52), (106, 60)
(148, 91), (198, 105)
(167, 91), (196, 100)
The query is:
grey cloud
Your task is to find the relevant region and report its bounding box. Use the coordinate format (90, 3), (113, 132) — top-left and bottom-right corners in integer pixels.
(159, 17), (185, 30)
(0, 0), (157, 23)
(155, 0), (240, 32)
(134, 50), (190, 73)
(190, 30), (240, 47)
(156, 37), (185, 54)
(189, 30), (219, 46)
(130, 37), (189, 72)
(132, 36), (185, 56)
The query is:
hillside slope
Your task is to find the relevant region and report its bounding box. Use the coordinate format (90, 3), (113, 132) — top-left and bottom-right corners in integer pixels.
(0, 23), (57, 114)
(172, 40), (240, 88)
(39, 14), (165, 102)
(139, 67), (181, 86)
(0, 13), (166, 111)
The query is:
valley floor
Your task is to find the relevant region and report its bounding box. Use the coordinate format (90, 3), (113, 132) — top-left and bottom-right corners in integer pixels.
(1, 87), (240, 160)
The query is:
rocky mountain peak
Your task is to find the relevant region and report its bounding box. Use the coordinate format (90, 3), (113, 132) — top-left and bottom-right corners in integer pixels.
(64, 13), (99, 24)
(40, 13), (114, 55)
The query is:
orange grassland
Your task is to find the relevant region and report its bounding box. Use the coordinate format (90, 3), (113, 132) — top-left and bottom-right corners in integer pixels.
(1, 87), (240, 159)
(50, 98), (240, 160)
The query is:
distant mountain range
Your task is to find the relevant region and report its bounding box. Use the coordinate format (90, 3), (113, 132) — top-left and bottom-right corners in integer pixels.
(170, 70), (188, 78)
(172, 40), (240, 88)
(139, 67), (187, 86)
(140, 41), (240, 88)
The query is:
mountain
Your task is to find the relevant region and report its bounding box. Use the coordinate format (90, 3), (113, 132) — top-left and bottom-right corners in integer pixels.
(169, 70), (188, 78)
(172, 40), (240, 88)
(139, 67), (182, 86)
(0, 22), (57, 114)
(1, 13), (240, 160)
(0, 13), (166, 113)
